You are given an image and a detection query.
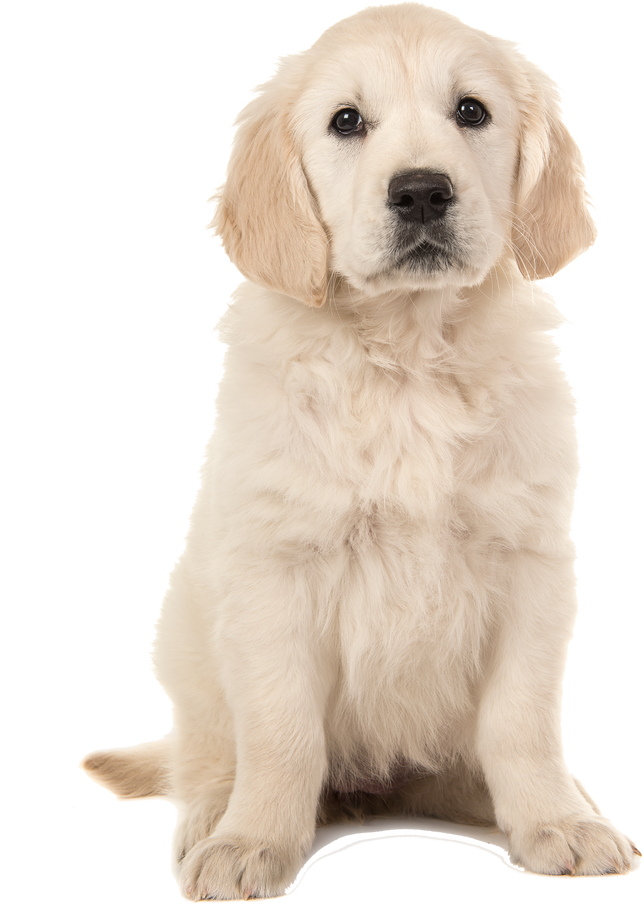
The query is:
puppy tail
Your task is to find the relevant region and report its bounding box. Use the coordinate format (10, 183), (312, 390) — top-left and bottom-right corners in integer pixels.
(82, 738), (171, 799)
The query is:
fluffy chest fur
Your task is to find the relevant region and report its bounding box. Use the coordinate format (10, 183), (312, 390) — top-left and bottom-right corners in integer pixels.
(212, 268), (575, 543)
(198, 267), (577, 783)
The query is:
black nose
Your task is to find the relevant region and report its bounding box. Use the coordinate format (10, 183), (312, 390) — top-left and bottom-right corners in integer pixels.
(388, 171), (454, 223)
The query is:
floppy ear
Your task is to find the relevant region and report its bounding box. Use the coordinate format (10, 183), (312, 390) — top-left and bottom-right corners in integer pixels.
(512, 73), (597, 280)
(211, 82), (329, 307)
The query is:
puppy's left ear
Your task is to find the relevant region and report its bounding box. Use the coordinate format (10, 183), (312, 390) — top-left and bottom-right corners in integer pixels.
(211, 72), (329, 307)
(512, 70), (597, 280)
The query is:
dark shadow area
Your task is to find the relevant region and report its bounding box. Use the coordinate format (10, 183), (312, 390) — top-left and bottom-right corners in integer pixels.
(0, 18), (234, 328)
(0, 356), (176, 901)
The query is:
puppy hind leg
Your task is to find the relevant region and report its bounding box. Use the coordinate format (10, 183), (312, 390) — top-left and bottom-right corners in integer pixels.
(173, 776), (235, 865)
(160, 695), (236, 860)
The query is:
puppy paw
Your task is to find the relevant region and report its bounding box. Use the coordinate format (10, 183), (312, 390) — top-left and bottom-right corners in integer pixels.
(179, 833), (304, 901)
(509, 815), (639, 875)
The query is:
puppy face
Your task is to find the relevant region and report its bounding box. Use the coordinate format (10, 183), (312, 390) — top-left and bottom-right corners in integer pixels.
(296, 14), (521, 294)
(215, 4), (596, 306)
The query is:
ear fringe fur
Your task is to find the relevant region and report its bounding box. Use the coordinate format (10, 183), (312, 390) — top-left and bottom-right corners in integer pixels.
(212, 79), (328, 306)
(512, 66), (596, 280)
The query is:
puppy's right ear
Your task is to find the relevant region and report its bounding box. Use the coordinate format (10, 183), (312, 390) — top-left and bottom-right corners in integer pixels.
(212, 79), (329, 307)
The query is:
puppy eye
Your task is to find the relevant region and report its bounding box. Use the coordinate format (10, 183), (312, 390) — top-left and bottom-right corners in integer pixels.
(331, 108), (364, 135)
(456, 98), (488, 127)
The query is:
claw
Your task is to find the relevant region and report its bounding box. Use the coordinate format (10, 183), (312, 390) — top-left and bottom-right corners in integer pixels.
(632, 845), (642, 858)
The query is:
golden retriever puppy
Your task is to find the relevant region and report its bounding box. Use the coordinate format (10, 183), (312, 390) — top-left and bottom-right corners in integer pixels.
(83, 3), (640, 898)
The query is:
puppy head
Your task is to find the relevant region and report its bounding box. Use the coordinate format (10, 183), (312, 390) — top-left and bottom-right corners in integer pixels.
(214, 3), (596, 303)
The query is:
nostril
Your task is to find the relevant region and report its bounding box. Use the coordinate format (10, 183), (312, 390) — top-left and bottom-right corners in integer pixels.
(399, 194), (414, 206)
(430, 190), (450, 206)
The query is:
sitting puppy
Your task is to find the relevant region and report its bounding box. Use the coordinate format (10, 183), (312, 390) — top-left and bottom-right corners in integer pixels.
(83, 3), (639, 898)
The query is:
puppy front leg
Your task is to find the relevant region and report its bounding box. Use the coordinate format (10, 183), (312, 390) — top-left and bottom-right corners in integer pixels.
(476, 550), (637, 875)
(179, 562), (332, 901)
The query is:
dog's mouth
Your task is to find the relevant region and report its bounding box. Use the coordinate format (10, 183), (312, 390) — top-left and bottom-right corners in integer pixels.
(394, 238), (454, 271)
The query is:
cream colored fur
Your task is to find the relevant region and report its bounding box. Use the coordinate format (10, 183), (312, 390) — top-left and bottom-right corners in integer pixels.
(83, 4), (639, 898)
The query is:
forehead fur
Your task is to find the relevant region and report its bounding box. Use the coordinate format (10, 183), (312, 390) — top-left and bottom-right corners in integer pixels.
(314, 3), (503, 62)
(303, 7), (518, 83)
(270, 5), (535, 138)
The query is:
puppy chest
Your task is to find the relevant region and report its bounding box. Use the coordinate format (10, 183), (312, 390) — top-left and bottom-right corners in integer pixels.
(327, 501), (497, 678)
(282, 361), (487, 511)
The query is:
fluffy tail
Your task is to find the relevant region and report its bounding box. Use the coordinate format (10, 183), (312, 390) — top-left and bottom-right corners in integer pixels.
(82, 738), (171, 799)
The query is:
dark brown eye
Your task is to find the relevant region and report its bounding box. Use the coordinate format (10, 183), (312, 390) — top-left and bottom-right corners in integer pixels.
(332, 107), (364, 135)
(456, 98), (488, 127)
